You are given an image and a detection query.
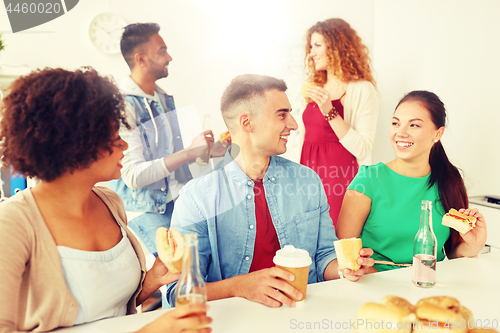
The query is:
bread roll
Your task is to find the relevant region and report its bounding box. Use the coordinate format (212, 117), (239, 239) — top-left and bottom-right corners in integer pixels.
(382, 295), (416, 315)
(334, 238), (362, 271)
(354, 301), (415, 333)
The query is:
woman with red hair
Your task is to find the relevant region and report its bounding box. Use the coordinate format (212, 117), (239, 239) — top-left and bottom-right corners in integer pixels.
(301, 18), (379, 228)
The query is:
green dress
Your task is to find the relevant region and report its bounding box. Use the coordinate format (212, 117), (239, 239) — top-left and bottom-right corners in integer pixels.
(348, 163), (450, 271)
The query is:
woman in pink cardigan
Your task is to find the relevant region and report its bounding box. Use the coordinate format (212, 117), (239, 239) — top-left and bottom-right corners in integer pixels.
(0, 68), (211, 333)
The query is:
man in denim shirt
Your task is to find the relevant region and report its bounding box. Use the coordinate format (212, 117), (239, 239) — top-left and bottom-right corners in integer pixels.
(109, 23), (223, 254)
(167, 74), (374, 308)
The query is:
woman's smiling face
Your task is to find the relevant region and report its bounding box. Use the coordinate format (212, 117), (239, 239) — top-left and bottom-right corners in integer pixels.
(390, 101), (444, 164)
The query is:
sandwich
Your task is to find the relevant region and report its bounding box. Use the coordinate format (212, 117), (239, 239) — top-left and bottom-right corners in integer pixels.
(354, 296), (416, 333)
(354, 296), (478, 333)
(220, 130), (231, 143)
(413, 296), (473, 333)
(334, 238), (362, 271)
(155, 227), (184, 273)
(442, 209), (477, 234)
(413, 303), (466, 333)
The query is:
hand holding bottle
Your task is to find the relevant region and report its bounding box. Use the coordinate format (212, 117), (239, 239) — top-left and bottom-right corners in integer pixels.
(175, 233), (209, 330)
(137, 303), (212, 333)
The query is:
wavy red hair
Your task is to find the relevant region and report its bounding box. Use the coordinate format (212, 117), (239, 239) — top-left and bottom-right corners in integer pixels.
(305, 18), (375, 87)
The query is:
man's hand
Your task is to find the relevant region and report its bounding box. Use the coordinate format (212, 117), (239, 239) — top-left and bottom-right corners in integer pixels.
(342, 248), (375, 281)
(187, 130), (214, 160)
(234, 267), (302, 308)
(209, 141), (229, 158)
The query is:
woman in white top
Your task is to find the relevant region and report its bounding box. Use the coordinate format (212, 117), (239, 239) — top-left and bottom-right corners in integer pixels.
(0, 68), (211, 333)
(300, 18), (379, 228)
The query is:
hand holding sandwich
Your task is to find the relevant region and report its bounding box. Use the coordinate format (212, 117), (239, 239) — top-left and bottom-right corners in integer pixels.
(338, 248), (375, 281)
(328, 238), (375, 281)
(136, 227), (184, 305)
(136, 256), (181, 306)
(447, 208), (487, 258)
(324, 244), (375, 282)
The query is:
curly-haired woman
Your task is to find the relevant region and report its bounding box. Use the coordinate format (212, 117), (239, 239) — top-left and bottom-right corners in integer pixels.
(300, 18), (379, 228)
(0, 68), (211, 333)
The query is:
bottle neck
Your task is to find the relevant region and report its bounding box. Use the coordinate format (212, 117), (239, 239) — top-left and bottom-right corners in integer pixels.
(419, 200), (433, 231)
(182, 234), (201, 276)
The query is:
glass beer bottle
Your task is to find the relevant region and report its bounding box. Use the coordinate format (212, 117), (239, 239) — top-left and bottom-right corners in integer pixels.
(412, 200), (437, 287)
(175, 233), (207, 327)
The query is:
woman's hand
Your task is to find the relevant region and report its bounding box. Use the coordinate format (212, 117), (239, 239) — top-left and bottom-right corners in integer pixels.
(137, 257), (181, 305)
(149, 256), (181, 287)
(138, 303), (212, 333)
(306, 86), (333, 115)
(457, 208), (487, 256)
(342, 248), (375, 281)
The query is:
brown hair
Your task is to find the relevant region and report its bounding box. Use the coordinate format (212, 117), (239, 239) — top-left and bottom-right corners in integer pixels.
(220, 74), (287, 132)
(396, 91), (467, 254)
(305, 18), (375, 87)
(0, 67), (129, 181)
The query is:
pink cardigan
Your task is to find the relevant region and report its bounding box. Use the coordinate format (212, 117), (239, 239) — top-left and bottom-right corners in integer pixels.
(0, 187), (146, 333)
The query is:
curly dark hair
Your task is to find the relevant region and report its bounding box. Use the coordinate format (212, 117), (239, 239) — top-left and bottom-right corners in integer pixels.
(0, 67), (129, 182)
(305, 18), (375, 87)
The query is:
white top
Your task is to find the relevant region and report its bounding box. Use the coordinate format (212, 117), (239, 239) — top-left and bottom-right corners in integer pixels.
(57, 227), (141, 325)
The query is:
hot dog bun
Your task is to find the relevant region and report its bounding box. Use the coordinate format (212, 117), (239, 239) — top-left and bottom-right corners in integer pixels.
(155, 227), (184, 273)
(334, 238), (362, 271)
(442, 209), (477, 234)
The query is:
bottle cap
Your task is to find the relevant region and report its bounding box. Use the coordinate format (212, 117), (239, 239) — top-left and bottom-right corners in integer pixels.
(273, 245), (312, 268)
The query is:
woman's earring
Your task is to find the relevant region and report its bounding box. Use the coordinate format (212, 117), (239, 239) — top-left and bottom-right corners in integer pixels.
(434, 139), (438, 143)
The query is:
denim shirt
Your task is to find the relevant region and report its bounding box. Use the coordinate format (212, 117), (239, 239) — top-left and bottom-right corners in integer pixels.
(109, 92), (192, 214)
(166, 149), (338, 305)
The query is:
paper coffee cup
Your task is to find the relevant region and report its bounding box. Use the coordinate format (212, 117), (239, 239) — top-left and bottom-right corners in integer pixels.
(273, 245), (312, 302)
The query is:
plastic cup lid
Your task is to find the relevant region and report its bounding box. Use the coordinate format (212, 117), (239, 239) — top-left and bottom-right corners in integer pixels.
(273, 245), (312, 268)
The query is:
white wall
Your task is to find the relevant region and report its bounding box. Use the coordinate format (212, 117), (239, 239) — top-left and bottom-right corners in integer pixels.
(1, 0), (498, 196)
